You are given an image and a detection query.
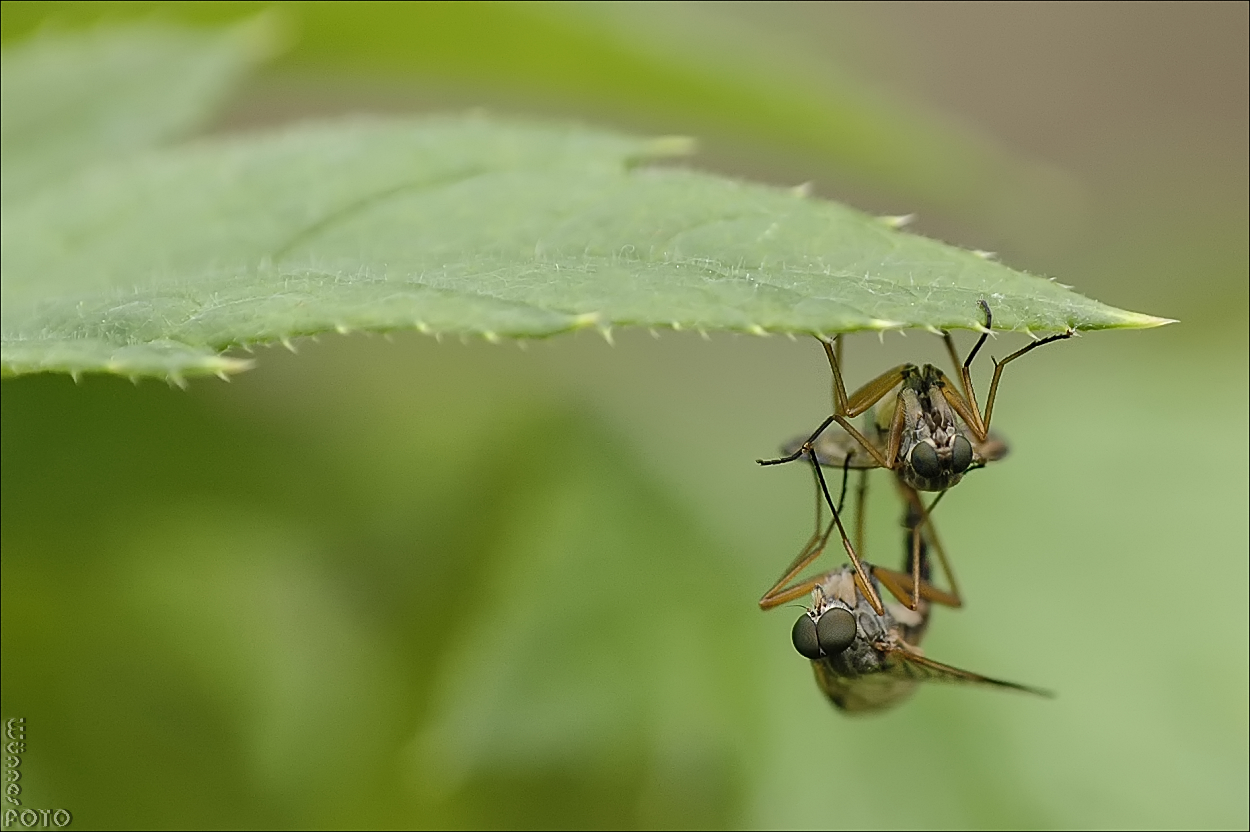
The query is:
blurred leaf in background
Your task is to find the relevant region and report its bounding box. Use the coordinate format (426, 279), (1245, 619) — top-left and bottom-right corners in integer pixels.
(1, 1), (1246, 830)
(0, 15), (276, 202)
(0, 0), (1088, 238)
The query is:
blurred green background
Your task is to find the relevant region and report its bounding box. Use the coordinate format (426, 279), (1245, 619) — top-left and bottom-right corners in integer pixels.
(2, 2), (1246, 828)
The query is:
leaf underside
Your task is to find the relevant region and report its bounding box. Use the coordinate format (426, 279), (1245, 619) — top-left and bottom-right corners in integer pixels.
(0, 117), (1168, 380)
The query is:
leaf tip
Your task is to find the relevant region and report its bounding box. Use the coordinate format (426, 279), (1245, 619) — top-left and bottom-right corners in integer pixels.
(280, 337), (298, 353)
(599, 327), (615, 346)
(790, 182), (814, 198)
(1113, 311), (1178, 329)
(747, 324), (769, 337)
(972, 249), (998, 260)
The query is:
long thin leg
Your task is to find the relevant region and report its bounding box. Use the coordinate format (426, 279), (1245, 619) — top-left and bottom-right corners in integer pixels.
(960, 299), (994, 412)
(823, 338), (911, 418)
(941, 330), (964, 388)
(982, 328), (1074, 431)
(758, 459), (844, 610)
(853, 467), (869, 562)
(756, 413), (835, 466)
(896, 481), (963, 608)
(950, 300), (1074, 438)
(871, 566), (961, 609)
(942, 300), (992, 427)
(936, 300), (994, 439)
(835, 453), (852, 516)
(910, 499), (923, 611)
(936, 370), (991, 443)
(755, 404), (895, 471)
(757, 517), (837, 609)
(757, 339), (907, 469)
(809, 451), (885, 613)
(829, 334), (844, 414)
(760, 452), (882, 612)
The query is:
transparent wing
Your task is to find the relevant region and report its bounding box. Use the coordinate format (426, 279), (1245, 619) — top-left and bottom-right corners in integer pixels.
(883, 645), (1052, 698)
(781, 429), (883, 470)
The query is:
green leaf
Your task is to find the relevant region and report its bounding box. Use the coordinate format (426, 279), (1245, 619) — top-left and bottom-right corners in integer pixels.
(1, 116), (1168, 380)
(0, 2), (1068, 221)
(0, 17), (278, 203)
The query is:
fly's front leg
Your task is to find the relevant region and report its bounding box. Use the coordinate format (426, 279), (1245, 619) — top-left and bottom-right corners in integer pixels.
(853, 467), (869, 565)
(759, 455), (851, 610)
(981, 327), (1075, 432)
(808, 451), (885, 614)
(951, 299), (1075, 437)
(758, 517), (837, 610)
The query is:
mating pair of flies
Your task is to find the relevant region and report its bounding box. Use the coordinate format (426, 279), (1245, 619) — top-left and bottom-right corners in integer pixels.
(756, 301), (1072, 712)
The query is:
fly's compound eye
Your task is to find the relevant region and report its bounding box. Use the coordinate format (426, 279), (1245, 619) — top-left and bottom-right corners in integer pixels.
(951, 434), (974, 473)
(816, 607), (857, 657)
(792, 614), (822, 659)
(792, 608), (857, 659)
(909, 441), (942, 480)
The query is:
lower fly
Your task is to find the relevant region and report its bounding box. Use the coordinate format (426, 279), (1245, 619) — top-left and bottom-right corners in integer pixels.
(789, 499), (1051, 714)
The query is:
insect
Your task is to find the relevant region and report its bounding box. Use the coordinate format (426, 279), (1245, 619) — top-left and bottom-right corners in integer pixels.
(769, 420), (984, 614)
(758, 447), (960, 615)
(786, 499), (1051, 714)
(759, 300), (1073, 612)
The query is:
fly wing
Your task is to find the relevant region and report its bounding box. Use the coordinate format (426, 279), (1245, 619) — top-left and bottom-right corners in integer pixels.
(812, 659), (919, 714)
(781, 430), (883, 470)
(883, 645), (1052, 698)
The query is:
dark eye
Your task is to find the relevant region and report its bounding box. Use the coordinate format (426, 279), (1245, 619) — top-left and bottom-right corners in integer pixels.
(792, 615), (822, 659)
(909, 441), (941, 480)
(817, 608), (857, 656)
(951, 434), (973, 473)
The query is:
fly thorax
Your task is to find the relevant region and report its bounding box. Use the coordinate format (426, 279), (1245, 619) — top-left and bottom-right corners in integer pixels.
(854, 606), (891, 643)
(898, 383), (976, 491)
